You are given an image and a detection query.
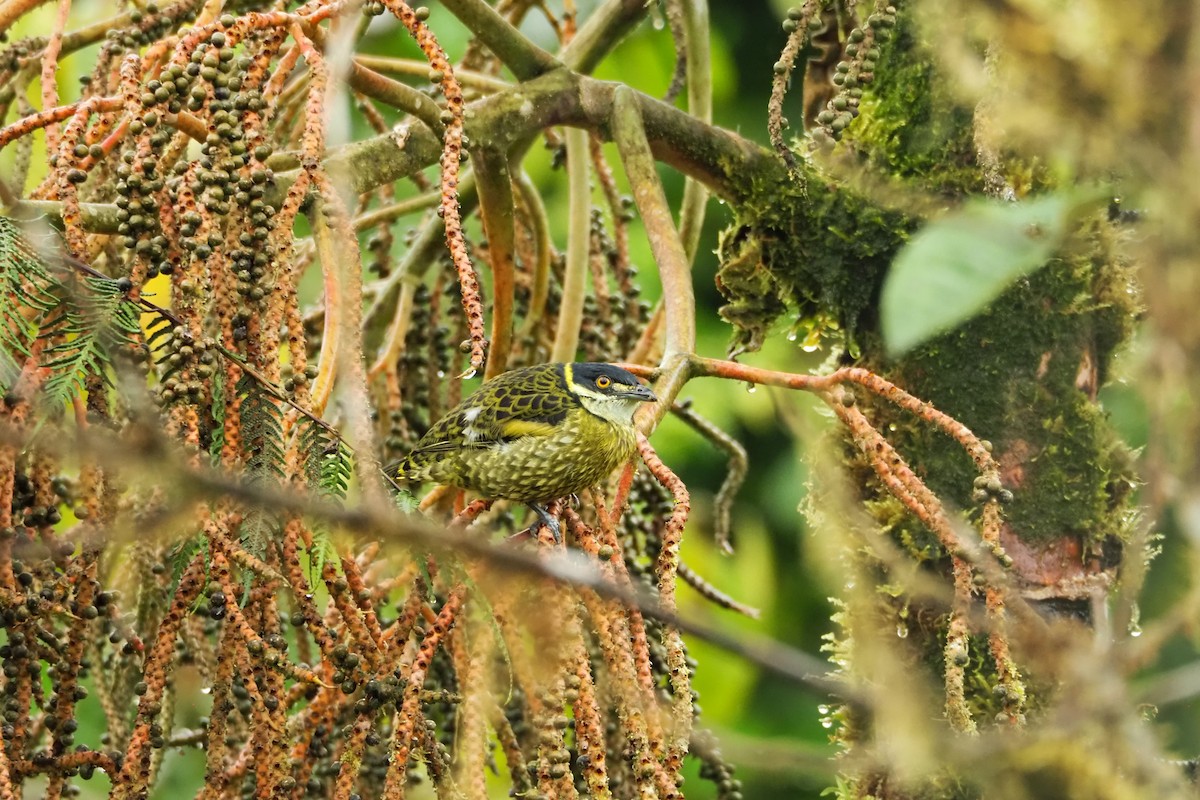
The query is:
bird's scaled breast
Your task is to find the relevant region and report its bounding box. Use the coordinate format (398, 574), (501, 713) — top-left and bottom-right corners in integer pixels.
(459, 409), (636, 503)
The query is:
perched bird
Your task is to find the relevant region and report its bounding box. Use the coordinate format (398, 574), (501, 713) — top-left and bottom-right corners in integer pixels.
(394, 362), (657, 539)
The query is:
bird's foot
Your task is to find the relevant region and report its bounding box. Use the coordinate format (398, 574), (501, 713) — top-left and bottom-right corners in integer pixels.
(528, 503), (562, 545)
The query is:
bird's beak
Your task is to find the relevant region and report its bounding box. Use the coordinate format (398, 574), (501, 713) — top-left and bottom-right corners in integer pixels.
(620, 384), (657, 402)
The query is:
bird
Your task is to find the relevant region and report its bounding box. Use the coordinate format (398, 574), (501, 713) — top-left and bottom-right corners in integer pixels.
(393, 362), (657, 541)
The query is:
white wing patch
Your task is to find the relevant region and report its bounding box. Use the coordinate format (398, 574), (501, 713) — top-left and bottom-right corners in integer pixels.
(461, 406), (484, 442)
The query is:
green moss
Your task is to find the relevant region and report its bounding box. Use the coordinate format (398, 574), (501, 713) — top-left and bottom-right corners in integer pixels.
(842, 17), (983, 196)
(715, 14), (991, 356)
(873, 222), (1138, 546)
(716, 174), (913, 355)
(718, 7), (1140, 788)
(821, 218), (1137, 796)
(718, 10), (1137, 549)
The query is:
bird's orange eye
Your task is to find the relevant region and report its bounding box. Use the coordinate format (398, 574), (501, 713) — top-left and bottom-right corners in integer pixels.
(596, 375), (612, 389)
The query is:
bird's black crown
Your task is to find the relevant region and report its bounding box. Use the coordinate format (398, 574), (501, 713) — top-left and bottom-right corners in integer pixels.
(570, 363), (644, 391)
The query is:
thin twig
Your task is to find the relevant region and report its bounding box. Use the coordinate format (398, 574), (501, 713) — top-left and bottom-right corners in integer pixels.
(677, 0), (712, 262)
(355, 54), (512, 91)
(671, 399), (747, 554)
(559, 0), (647, 73)
(352, 190), (440, 231)
(678, 561), (760, 618)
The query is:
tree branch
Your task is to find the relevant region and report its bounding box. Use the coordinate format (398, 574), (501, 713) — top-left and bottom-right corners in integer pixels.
(438, 0), (561, 80)
(612, 86), (696, 362)
(551, 126), (591, 362)
(474, 148), (518, 378)
(9, 73), (788, 234)
(677, 0), (712, 262)
(559, 0), (648, 73)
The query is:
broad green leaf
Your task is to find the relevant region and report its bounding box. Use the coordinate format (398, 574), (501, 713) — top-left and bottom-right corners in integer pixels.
(881, 193), (1102, 357)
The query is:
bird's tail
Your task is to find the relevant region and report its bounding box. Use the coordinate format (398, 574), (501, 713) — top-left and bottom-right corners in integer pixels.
(385, 458), (412, 485)
(388, 455), (438, 486)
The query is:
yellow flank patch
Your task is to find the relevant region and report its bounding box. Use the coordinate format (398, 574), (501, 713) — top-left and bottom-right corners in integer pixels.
(500, 419), (558, 439)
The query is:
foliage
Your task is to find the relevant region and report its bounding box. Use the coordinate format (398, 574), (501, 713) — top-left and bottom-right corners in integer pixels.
(0, 219), (141, 407)
(0, 217), (57, 388)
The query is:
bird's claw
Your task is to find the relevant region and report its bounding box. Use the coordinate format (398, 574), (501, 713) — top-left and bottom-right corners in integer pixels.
(536, 516), (561, 545)
(529, 503), (562, 545)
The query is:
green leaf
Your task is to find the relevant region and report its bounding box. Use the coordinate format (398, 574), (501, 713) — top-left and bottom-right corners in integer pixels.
(880, 193), (1104, 357)
(393, 488), (419, 515)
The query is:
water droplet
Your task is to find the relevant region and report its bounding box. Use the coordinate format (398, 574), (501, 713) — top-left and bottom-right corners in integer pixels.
(437, 370), (445, 378)
(801, 342), (820, 353)
(896, 624), (909, 639)
(787, 331), (798, 342)
(649, 4), (665, 28)
(1128, 602), (1142, 637)
(817, 704), (829, 714)
(201, 687), (212, 695)
(745, 383), (757, 394)
(820, 719), (833, 729)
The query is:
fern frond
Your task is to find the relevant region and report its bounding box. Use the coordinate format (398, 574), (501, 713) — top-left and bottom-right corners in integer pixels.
(41, 336), (108, 406)
(319, 438), (354, 500)
(0, 216), (146, 408)
(38, 275), (141, 408)
(208, 367), (226, 466)
(169, 533), (208, 585)
(0, 218), (62, 392)
(298, 418), (326, 488)
(298, 419), (354, 500)
(295, 419), (353, 579)
(237, 375), (287, 559)
(239, 512), (278, 562)
(393, 487), (419, 515)
(239, 375), (287, 479)
(309, 530), (341, 583)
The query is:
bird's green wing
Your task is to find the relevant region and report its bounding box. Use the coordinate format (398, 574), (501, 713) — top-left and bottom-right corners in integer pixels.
(409, 365), (578, 455)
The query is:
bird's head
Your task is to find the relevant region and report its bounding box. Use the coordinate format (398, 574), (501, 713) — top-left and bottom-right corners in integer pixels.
(566, 363), (656, 425)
